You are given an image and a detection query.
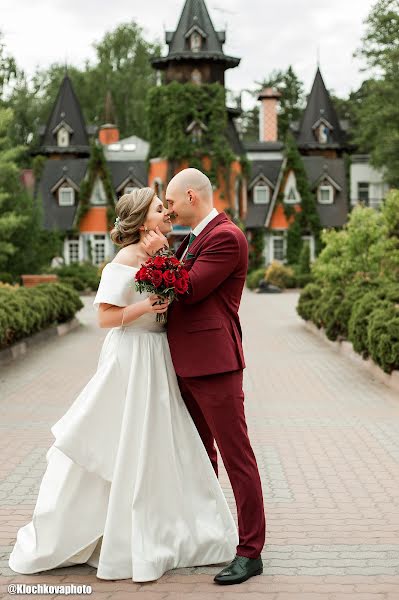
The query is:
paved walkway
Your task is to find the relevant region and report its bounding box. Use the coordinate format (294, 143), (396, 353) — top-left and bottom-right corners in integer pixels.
(1, 290), (399, 599)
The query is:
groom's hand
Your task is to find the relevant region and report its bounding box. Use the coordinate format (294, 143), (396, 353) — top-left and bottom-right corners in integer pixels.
(142, 227), (169, 256)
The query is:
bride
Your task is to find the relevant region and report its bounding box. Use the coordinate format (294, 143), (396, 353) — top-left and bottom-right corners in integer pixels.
(8, 187), (238, 582)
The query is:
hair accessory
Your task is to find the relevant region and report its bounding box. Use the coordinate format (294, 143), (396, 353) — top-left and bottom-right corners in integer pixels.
(114, 216), (121, 230)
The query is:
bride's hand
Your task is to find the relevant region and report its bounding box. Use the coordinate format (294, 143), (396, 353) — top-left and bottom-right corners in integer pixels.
(143, 294), (169, 314)
(142, 227), (169, 256)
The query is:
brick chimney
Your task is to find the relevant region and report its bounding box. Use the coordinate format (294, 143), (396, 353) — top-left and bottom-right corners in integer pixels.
(98, 90), (119, 145)
(98, 124), (120, 145)
(258, 87), (281, 142)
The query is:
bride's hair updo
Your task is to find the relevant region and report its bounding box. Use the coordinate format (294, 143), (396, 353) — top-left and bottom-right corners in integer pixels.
(110, 187), (156, 247)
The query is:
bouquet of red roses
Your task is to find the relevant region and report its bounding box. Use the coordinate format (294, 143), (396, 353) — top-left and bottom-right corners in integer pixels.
(135, 249), (189, 323)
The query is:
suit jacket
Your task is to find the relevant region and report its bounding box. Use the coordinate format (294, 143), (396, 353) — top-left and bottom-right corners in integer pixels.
(167, 212), (248, 378)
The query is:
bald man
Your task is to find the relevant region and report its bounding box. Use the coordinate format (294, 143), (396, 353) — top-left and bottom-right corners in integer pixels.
(143, 168), (265, 585)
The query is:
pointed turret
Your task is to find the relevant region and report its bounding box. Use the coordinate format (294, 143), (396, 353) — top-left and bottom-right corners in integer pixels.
(39, 74), (90, 156)
(297, 68), (346, 156)
(152, 0), (240, 85)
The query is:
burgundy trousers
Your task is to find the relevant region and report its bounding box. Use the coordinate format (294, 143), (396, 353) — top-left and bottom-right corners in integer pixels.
(177, 370), (266, 558)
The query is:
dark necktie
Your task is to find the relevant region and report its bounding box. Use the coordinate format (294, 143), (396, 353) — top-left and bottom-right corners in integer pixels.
(187, 232), (196, 250)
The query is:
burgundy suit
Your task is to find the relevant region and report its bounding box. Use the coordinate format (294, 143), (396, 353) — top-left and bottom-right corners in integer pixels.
(167, 212), (266, 559)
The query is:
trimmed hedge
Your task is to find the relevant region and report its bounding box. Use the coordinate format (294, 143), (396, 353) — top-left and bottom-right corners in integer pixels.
(298, 279), (399, 373)
(44, 262), (101, 292)
(0, 283), (83, 349)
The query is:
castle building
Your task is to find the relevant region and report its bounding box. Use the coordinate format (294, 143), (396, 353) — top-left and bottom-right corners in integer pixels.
(34, 0), (351, 267)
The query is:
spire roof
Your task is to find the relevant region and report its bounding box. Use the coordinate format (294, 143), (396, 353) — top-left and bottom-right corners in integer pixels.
(152, 0), (240, 70)
(297, 68), (345, 148)
(41, 74), (89, 151)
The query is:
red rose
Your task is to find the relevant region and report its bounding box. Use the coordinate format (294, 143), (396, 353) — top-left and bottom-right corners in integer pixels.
(153, 255), (166, 269)
(151, 269), (163, 287)
(175, 277), (188, 294)
(136, 267), (148, 282)
(163, 270), (176, 286)
(168, 257), (180, 266)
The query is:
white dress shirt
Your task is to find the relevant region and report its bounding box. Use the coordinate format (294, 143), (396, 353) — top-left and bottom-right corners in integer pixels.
(181, 208), (219, 260)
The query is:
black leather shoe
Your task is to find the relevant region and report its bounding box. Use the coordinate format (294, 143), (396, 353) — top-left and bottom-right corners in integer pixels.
(214, 555), (263, 585)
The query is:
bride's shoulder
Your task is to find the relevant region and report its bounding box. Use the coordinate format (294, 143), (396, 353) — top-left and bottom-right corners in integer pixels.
(110, 247), (139, 268)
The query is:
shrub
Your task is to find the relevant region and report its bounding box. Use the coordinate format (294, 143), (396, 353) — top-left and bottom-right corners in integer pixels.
(246, 268), (266, 290)
(0, 283), (83, 349)
(45, 261), (101, 291)
(348, 283), (399, 357)
(0, 272), (14, 284)
(367, 302), (399, 373)
(265, 261), (295, 289)
(296, 283), (323, 322)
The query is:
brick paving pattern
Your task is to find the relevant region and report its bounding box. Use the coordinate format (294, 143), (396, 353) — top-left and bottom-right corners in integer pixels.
(1, 290), (399, 599)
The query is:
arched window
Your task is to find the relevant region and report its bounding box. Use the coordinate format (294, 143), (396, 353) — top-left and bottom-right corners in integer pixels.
(190, 32), (202, 52)
(57, 127), (70, 147)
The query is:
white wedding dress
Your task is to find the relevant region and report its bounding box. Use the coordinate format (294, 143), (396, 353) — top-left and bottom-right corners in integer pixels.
(8, 262), (238, 582)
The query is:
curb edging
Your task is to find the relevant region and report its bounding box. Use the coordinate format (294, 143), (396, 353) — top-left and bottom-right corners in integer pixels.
(0, 318), (81, 367)
(303, 320), (399, 395)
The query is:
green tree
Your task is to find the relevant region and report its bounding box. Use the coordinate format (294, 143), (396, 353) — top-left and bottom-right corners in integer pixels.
(241, 66), (305, 141)
(0, 107), (30, 269)
(354, 0), (399, 186)
(0, 32), (17, 101)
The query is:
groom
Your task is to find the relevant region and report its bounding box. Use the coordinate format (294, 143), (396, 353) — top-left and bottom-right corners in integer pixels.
(143, 168), (265, 585)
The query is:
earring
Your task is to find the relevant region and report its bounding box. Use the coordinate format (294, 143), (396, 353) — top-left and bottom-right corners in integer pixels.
(144, 226), (148, 232)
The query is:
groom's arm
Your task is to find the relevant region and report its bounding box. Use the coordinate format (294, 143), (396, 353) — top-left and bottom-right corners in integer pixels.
(182, 230), (241, 304)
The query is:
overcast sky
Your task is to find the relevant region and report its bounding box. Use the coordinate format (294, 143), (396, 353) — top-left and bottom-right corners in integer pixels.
(2, 0), (376, 108)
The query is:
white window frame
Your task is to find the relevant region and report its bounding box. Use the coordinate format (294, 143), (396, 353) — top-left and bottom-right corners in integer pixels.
(283, 171), (301, 204)
(64, 236), (82, 265)
(90, 178), (107, 205)
(124, 186), (135, 195)
(318, 184), (334, 204)
(57, 127), (70, 147)
(190, 32), (202, 52)
(301, 235), (315, 262)
(59, 186), (75, 206)
(253, 184), (270, 205)
(92, 234), (106, 266)
(270, 231), (286, 263)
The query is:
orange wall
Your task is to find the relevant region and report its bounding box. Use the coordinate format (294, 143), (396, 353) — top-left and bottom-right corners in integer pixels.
(79, 207), (109, 233)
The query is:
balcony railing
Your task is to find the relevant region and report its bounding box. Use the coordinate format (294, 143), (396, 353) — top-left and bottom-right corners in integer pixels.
(352, 198), (384, 209)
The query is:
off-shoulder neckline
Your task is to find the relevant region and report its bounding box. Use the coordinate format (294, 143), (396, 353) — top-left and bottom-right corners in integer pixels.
(106, 262), (140, 271)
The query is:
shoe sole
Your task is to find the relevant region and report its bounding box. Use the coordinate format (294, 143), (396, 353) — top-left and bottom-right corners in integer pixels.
(214, 566), (263, 585)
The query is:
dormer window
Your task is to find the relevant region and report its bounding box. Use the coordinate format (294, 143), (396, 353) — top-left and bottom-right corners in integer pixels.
(90, 178), (107, 205)
(190, 31), (202, 52)
(317, 124), (329, 143)
(186, 119), (207, 143)
(57, 127), (70, 147)
(312, 117), (333, 144)
(318, 184), (334, 204)
(59, 186), (74, 206)
(124, 186), (135, 195)
(53, 120), (73, 147)
(284, 171), (301, 204)
(253, 185), (270, 204)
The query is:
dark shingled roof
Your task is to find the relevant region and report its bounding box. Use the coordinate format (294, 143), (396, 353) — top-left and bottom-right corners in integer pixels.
(297, 68), (345, 148)
(226, 111), (245, 155)
(245, 160), (283, 228)
(108, 161), (148, 190)
(40, 75), (90, 153)
(302, 156), (348, 227)
(152, 0), (240, 69)
(39, 159), (89, 230)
